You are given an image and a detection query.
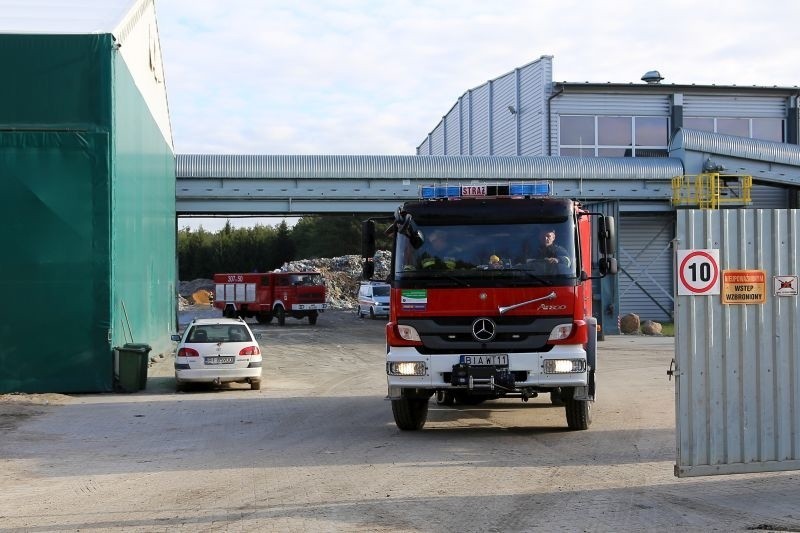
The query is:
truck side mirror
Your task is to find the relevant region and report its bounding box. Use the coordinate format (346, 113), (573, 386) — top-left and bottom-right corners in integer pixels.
(598, 216), (617, 257)
(599, 257), (618, 276)
(362, 260), (375, 280)
(362, 220), (376, 258)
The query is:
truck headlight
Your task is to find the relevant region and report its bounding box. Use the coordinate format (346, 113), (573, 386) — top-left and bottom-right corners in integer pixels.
(543, 359), (586, 374)
(387, 361), (427, 376)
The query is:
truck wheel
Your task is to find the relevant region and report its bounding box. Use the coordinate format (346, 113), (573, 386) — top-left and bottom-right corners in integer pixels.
(565, 397), (592, 430)
(224, 306), (235, 318)
(275, 306), (286, 326)
(256, 313), (273, 324)
(391, 398), (429, 430)
(308, 311), (318, 325)
(369, 307), (376, 319)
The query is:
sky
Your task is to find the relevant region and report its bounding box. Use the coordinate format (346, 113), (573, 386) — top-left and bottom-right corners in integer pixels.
(155, 0), (799, 231)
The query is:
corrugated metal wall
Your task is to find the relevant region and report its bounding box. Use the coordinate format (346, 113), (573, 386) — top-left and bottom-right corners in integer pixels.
(520, 58), (551, 156)
(683, 95), (787, 117)
(750, 183), (789, 208)
(618, 213), (675, 322)
(417, 56), (552, 156)
(675, 209), (800, 477)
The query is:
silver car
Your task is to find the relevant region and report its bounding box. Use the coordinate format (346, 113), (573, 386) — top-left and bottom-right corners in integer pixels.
(172, 317), (263, 391)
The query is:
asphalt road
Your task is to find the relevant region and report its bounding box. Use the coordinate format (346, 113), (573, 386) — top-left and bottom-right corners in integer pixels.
(1, 308), (798, 532)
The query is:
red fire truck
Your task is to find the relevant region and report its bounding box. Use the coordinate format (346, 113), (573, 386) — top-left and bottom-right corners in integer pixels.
(361, 182), (617, 430)
(213, 271), (328, 325)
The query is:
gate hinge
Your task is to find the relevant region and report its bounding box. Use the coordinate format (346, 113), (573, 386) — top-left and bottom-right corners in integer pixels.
(667, 358), (675, 381)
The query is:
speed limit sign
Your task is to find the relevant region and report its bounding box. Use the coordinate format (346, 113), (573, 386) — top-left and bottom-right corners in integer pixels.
(677, 249), (720, 295)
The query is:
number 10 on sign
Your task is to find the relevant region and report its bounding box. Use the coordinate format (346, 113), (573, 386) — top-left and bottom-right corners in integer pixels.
(677, 249), (720, 295)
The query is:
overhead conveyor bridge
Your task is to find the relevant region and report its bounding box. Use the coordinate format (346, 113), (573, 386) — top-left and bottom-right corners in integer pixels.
(175, 154), (684, 215)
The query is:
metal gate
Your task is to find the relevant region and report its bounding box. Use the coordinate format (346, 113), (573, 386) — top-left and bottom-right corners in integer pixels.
(674, 208), (800, 477)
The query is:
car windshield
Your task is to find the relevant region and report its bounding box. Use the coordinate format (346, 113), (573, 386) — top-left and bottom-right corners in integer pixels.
(372, 286), (390, 297)
(187, 324), (252, 343)
(394, 221), (577, 287)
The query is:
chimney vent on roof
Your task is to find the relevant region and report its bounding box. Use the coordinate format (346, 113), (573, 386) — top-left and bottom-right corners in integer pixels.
(641, 70), (664, 84)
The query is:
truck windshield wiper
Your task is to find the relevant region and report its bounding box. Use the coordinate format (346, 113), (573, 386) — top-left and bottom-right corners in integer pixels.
(503, 268), (552, 285)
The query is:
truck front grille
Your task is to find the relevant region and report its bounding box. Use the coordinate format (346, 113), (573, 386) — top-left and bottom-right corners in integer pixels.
(402, 316), (570, 354)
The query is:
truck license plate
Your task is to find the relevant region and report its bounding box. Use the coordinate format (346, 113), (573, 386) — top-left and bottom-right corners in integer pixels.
(460, 354), (508, 366)
(204, 356), (235, 365)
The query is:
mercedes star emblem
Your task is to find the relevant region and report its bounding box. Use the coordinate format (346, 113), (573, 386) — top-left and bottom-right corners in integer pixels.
(471, 318), (496, 342)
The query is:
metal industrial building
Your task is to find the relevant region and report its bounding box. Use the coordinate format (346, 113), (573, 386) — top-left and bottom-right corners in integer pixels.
(414, 55), (800, 328)
(0, 0), (176, 393)
(176, 57), (800, 334)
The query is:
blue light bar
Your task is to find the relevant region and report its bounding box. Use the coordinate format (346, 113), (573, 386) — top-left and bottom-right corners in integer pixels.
(421, 185), (460, 199)
(510, 182), (552, 196)
(420, 182), (552, 199)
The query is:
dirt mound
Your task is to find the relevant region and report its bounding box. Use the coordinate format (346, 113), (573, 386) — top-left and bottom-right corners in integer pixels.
(191, 289), (213, 305)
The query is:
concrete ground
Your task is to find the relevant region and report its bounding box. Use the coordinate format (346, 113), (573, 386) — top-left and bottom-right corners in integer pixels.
(1, 308), (798, 532)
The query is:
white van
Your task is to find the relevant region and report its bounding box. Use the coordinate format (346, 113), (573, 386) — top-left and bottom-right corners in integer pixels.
(357, 281), (390, 319)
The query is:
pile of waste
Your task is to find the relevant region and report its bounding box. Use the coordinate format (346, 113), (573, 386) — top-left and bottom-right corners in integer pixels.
(178, 250), (390, 310)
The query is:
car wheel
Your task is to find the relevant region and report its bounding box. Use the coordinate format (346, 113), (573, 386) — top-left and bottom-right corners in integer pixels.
(356, 305), (364, 318)
(250, 379), (261, 391)
(369, 307), (376, 319)
(175, 379), (187, 392)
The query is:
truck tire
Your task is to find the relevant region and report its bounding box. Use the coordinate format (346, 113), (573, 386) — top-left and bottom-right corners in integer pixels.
(275, 306), (286, 326)
(565, 397), (592, 430)
(308, 311), (318, 325)
(391, 397), (429, 430)
(369, 307), (376, 319)
(224, 305), (236, 318)
(256, 313), (273, 324)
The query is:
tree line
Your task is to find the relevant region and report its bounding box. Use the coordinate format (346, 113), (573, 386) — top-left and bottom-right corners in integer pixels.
(177, 215), (390, 280)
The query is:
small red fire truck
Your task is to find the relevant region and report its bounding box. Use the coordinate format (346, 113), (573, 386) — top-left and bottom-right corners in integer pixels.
(213, 271), (327, 326)
(361, 182), (617, 430)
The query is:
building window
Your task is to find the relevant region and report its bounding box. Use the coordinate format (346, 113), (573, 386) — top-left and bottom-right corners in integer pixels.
(560, 115), (668, 157)
(684, 117), (785, 143)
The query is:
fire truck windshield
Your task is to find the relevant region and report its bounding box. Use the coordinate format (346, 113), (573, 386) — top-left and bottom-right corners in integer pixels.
(290, 274), (322, 286)
(395, 221), (577, 286)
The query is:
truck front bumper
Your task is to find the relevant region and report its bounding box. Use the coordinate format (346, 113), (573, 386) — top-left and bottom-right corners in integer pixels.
(386, 345), (588, 393)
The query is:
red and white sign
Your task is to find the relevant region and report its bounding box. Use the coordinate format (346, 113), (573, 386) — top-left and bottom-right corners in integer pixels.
(677, 249), (720, 295)
(774, 275), (798, 296)
(461, 185), (487, 197)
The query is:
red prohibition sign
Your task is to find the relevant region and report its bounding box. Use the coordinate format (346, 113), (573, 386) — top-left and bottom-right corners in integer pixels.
(679, 250), (719, 293)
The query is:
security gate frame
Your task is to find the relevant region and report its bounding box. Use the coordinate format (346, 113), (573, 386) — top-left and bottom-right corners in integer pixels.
(674, 208), (800, 477)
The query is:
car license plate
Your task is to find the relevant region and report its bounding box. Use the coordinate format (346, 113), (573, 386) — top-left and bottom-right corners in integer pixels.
(204, 356), (235, 365)
(460, 354), (508, 366)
